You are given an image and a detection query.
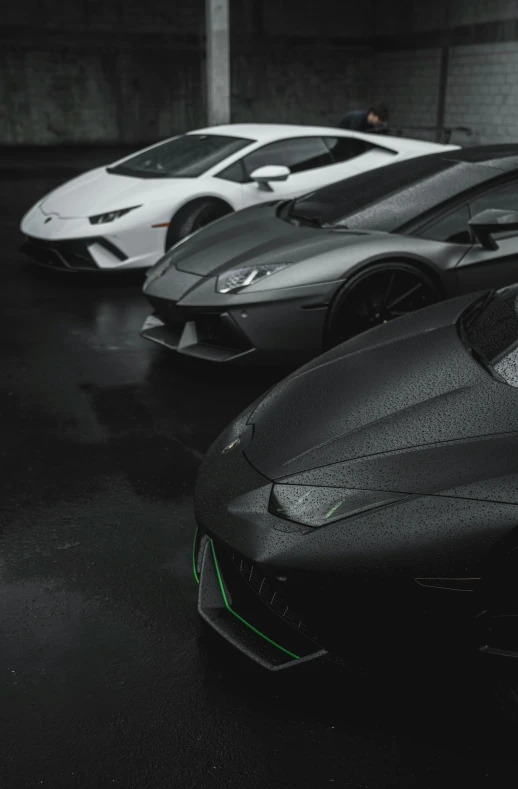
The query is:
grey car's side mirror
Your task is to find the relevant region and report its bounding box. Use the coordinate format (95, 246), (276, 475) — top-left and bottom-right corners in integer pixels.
(469, 208), (518, 251)
(249, 165), (291, 191)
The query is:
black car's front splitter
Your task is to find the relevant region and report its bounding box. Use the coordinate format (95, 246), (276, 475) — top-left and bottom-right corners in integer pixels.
(196, 538), (328, 671)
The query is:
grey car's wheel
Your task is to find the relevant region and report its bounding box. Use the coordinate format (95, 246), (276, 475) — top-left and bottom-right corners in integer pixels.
(165, 199), (232, 250)
(326, 262), (441, 347)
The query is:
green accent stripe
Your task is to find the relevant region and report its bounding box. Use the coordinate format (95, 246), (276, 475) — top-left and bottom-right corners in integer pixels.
(192, 528), (200, 584)
(324, 501), (342, 520)
(210, 540), (300, 661)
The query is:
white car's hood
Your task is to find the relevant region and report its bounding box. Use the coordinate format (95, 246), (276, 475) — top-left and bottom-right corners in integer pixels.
(40, 167), (199, 218)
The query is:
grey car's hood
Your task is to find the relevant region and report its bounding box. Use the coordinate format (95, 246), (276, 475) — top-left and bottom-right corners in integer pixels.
(171, 203), (373, 277)
(244, 293), (518, 488)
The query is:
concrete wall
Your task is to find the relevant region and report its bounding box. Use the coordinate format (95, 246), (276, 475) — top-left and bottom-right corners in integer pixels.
(372, 0), (518, 144)
(230, 44), (371, 127)
(0, 0), (205, 144)
(0, 0), (373, 145)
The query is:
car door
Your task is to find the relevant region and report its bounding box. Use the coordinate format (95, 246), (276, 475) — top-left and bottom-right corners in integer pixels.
(214, 136), (382, 210)
(453, 180), (518, 293)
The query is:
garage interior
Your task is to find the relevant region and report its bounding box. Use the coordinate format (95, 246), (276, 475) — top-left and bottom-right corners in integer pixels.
(2, 1), (518, 787)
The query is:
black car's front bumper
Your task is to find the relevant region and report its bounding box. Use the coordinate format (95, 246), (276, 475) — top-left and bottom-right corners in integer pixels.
(141, 280), (339, 364)
(194, 527), (488, 669)
(194, 530), (328, 670)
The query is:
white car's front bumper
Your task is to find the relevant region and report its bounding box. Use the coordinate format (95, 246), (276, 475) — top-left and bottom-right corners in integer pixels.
(20, 205), (165, 271)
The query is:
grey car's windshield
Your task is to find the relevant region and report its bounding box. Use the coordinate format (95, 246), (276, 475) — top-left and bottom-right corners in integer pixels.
(288, 155), (455, 227)
(107, 134), (254, 179)
(462, 287), (518, 386)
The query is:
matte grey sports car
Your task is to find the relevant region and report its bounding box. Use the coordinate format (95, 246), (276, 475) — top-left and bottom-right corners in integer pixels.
(141, 145), (518, 364)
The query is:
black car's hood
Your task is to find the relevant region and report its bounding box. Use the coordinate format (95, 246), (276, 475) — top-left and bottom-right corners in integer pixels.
(244, 293), (518, 498)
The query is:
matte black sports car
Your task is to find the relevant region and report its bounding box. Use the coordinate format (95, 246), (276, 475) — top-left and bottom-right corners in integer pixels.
(142, 145), (518, 364)
(193, 285), (518, 669)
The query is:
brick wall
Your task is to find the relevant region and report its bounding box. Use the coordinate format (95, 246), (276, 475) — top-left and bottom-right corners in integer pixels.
(372, 0), (518, 145)
(445, 42), (518, 145)
(412, 0), (518, 29)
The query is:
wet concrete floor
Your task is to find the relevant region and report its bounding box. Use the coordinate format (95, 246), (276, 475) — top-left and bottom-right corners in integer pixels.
(2, 160), (518, 788)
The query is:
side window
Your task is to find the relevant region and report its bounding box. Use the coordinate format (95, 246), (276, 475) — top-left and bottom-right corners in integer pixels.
(241, 138), (333, 179)
(215, 159), (247, 183)
(469, 180), (518, 239)
(417, 204), (472, 244)
(323, 137), (372, 163)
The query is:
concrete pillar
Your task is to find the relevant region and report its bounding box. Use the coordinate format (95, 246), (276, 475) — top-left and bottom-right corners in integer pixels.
(205, 0), (230, 126)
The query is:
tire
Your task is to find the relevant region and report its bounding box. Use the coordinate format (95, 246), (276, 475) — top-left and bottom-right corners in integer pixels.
(165, 199), (232, 250)
(325, 261), (442, 348)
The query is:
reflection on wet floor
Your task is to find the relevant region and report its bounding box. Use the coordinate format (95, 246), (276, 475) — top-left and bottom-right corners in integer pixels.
(1, 170), (518, 789)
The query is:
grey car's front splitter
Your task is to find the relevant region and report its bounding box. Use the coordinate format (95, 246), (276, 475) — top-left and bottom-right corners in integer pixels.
(141, 278), (340, 363)
(140, 312), (256, 363)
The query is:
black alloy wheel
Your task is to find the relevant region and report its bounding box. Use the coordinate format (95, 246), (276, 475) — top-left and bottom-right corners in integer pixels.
(165, 199), (232, 249)
(326, 262), (442, 347)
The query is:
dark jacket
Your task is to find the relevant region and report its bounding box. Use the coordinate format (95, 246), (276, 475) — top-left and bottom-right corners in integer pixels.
(337, 110), (371, 131)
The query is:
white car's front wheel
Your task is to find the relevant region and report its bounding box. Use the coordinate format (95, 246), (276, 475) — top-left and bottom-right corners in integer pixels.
(165, 198), (232, 250)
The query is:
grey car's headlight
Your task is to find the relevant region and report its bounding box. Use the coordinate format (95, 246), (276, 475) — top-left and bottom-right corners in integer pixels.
(89, 205), (141, 225)
(269, 485), (406, 528)
(216, 263), (293, 294)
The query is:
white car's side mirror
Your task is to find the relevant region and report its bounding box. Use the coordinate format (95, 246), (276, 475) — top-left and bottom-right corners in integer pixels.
(249, 165), (291, 191)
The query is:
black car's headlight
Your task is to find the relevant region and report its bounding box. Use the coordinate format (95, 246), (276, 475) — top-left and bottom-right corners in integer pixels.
(269, 485), (406, 528)
(216, 263), (293, 294)
(89, 205), (141, 225)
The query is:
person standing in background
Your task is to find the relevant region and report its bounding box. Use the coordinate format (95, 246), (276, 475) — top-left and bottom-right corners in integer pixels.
(337, 102), (389, 132)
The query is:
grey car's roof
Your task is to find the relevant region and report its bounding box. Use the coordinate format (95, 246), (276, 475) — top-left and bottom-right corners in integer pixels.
(292, 145), (518, 233)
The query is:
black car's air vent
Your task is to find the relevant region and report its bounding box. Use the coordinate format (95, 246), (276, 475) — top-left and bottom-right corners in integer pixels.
(228, 550), (319, 643)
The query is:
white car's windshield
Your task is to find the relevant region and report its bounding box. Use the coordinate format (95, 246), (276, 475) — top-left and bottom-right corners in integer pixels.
(108, 134), (254, 179)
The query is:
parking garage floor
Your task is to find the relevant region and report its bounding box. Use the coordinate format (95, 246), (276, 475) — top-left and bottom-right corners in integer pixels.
(2, 156), (518, 789)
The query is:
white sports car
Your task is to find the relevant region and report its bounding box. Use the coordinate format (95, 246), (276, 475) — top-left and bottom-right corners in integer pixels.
(20, 124), (458, 272)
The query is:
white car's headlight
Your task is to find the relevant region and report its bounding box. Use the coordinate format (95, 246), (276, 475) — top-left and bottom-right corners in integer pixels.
(216, 263), (293, 294)
(89, 205), (141, 225)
